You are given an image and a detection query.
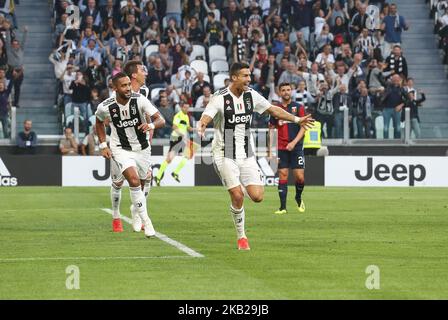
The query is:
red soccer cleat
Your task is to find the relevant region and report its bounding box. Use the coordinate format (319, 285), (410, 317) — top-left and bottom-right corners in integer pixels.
(112, 219), (123, 232)
(237, 237), (250, 251)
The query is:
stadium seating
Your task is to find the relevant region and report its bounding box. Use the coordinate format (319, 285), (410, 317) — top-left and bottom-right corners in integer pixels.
(189, 44), (207, 61)
(208, 45), (226, 65)
(213, 73), (229, 91)
(190, 60), (209, 76)
(211, 60), (229, 74)
(144, 44), (159, 58)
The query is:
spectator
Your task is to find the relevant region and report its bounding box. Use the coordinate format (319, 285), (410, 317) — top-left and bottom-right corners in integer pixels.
(189, 0), (206, 23)
(59, 127), (78, 156)
(81, 125), (106, 155)
(122, 14), (142, 45)
(0, 80), (13, 138)
(191, 72), (210, 104)
(232, 26), (250, 63)
(315, 24), (334, 53)
(397, 90), (426, 139)
(355, 28), (378, 60)
(222, 0), (243, 30)
(314, 7), (333, 38)
(60, 63), (78, 111)
(293, 79), (316, 113)
(350, 3), (369, 39)
(165, 0), (182, 28)
(100, 0), (120, 25)
(353, 87), (374, 138)
(332, 83), (352, 138)
(278, 62), (303, 88)
(384, 45), (408, 79)
(17, 120), (38, 154)
(270, 31), (286, 55)
(314, 82), (337, 139)
(331, 16), (350, 48)
(315, 44), (336, 71)
(140, 0), (159, 31)
(90, 87), (101, 115)
(5, 22), (28, 108)
(381, 74), (405, 139)
(156, 96), (175, 138)
(205, 12), (223, 46)
(147, 57), (167, 85)
(101, 17), (118, 42)
(291, 0), (314, 48)
(259, 52), (281, 99)
(203, 0), (220, 22)
(69, 72), (91, 132)
(403, 77), (417, 100)
(381, 3), (409, 57)
(194, 85), (211, 110)
(79, 38), (104, 66)
(297, 62), (325, 98)
(366, 59), (390, 108)
(49, 43), (71, 108)
(275, 43), (297, 65)
(186, 17), (205, 43)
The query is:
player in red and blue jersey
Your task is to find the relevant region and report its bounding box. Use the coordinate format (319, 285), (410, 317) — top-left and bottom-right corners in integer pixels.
(269, 83), (306, 214)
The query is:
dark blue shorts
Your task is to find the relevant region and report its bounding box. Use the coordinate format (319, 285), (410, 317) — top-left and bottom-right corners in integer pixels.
(278, 149), (305, 169)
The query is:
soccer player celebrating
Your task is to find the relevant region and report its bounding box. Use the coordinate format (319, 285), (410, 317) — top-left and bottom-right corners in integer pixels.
(155, 102), (193, 185)
(109, 61), (153, 233)
(268, 83), (307, 215)
(96, 72), (165, 237)
(196, 62), (314, 250)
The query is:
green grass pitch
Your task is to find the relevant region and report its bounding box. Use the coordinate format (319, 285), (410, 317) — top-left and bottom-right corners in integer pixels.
(0, 186), (447, 299)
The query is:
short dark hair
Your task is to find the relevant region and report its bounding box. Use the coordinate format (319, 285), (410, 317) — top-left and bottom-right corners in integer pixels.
(229, 62), (250, 78)
(111, 72), (129, 85)
(207, 12), (215, 18)
(123, 60), (143, 78)
(278, 82), (291, 90)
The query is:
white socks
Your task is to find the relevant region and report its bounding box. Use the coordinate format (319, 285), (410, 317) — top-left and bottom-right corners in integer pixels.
(230, 205), (246, 239)
(143, 180), (151, 199)
(111, 183), (122, 219)
(129, 186), (149, 222)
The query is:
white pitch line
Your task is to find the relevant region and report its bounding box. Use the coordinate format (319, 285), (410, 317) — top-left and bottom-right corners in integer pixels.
(0, 256), (193, 263)
(101, 208), (204, 258)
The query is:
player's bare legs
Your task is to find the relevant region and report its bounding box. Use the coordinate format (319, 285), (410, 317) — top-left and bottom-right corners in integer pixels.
(245, 185), (264, 203)
(123, 167), (156, 237)
(155, 150), (175, 185)
(227, 185), (250, 250)
(228, 184), (263, 251)
(276, 168), (289, 214)
(111, 180), (124, 232)
(293, 169), (305, 212)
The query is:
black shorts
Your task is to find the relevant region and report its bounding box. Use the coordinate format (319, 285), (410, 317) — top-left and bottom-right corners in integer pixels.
(169, 137), (185, 153)
(278, 149), (305, 170)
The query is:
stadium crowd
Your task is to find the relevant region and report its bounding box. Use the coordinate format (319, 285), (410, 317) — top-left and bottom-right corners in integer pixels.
(0, 1), (27, 140)
(48, 0), (440, 153)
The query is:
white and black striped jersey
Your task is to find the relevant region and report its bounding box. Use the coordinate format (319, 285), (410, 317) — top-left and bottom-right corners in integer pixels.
(139, 85), (150, 98)
(203, 86), (271, 159)
(95, 92), (159, 151)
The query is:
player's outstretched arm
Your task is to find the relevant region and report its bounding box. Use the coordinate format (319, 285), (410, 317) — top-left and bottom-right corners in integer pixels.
(96, 117), (112, 159)
(266, 105), (315, 130)
(196, 114), (213, 138)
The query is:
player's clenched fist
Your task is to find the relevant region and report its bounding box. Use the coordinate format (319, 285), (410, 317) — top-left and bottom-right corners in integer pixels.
(138, 123), (155, 133)
(99, 142), (112, 159)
